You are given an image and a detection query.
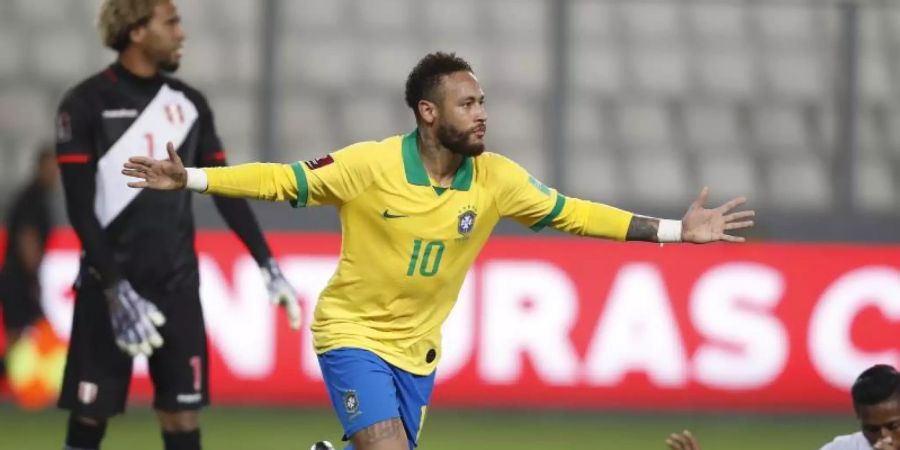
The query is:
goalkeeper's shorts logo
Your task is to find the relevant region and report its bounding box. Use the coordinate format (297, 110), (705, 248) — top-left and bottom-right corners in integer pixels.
(78, 381), (98, 404)
(342, 390), (360, 418)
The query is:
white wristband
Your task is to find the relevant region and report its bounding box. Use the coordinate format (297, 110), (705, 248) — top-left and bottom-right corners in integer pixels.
(657, 219), (683, 243)
(184, 167), (208, 192)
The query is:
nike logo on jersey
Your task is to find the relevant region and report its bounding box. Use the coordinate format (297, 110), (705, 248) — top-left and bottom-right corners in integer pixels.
(382, 210), (408, 219)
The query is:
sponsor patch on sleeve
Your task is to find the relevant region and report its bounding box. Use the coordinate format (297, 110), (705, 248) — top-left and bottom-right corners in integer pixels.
(304, 154), (334, 170)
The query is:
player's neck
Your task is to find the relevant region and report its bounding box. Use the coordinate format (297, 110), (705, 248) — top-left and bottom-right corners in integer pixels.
(118, 48), (160, 79)
(417, 132), (464, 187)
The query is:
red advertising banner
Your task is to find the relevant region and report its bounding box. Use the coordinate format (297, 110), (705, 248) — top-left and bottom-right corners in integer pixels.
(10, 229), (900, 411)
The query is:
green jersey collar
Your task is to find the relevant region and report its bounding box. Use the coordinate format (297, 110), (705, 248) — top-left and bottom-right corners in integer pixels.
(402, 129), (473, 191)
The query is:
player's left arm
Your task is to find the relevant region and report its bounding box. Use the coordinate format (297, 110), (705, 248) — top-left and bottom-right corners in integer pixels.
(556, 187), (755, 243)
(194, 95), (301, 329)
(493, 154), (754, 243)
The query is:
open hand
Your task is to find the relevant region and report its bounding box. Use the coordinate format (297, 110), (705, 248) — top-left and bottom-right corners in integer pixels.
(122, 142), (187, 190)
(667, 430), (701, 450)
(682, 187), (755, 243)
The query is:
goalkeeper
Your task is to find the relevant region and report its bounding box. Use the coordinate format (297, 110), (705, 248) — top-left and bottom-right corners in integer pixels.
(125, 52), (755, 450)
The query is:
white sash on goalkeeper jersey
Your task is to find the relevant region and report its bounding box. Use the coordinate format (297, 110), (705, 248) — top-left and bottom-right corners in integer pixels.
(94, 84), (199, 227)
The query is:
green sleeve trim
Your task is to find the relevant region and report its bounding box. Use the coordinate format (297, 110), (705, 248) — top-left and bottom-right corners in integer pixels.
(290, 162), (309, 208)
(530, 194), (567, 232)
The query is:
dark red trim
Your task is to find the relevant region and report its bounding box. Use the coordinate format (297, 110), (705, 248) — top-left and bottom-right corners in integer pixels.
(57, 154), (91, 164)
(104, 67), (118, 82)
(207, 150), (226, 161)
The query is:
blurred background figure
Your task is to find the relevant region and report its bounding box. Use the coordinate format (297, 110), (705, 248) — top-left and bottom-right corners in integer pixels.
(0, 143), (64, 410)
(1, 144), (57, 357)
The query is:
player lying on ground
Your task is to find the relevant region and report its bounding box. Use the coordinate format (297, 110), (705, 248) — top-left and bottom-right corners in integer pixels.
(666, 365), (900, 450)
(123, 52), (755, 450)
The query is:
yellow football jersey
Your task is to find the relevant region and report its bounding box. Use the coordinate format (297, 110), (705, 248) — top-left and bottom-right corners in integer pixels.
(201, 130), (633, 374)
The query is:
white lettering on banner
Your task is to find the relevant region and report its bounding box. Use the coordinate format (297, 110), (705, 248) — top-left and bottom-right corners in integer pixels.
(691, 263), (787, 389)
(199, 255), (274, 379)
(584, 263), (687, 387)
(437, 271), (476, 382)
(278, 256), (338, 380)
(480, 261), (579, 385)
(809, 266), (900, 389)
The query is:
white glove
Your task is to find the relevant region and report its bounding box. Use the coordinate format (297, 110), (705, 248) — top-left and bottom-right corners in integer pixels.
(104, 279), (166, 357)
(260, 258), (302, 330)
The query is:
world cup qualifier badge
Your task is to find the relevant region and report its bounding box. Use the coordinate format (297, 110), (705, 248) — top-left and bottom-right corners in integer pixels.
(457, 206), (477, 236)
(342, 390), (360, 418)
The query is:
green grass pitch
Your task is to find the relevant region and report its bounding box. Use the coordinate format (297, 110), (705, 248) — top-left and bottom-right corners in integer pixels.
(0, 404), (854, 449)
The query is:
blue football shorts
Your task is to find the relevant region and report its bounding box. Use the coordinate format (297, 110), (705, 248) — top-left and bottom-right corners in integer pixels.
(317, 347), (436, 449)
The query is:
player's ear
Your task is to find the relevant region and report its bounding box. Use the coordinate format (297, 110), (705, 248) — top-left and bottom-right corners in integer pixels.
(418, 99), (437, 125)
(129, 25), (148, 46)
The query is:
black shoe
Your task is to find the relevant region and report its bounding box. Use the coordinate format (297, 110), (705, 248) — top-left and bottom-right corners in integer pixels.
(310, 441), (334, 450)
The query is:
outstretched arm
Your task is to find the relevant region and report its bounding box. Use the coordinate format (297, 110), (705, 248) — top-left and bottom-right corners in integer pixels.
(623, 187), (754, 244)
(123, 142), (299, 202)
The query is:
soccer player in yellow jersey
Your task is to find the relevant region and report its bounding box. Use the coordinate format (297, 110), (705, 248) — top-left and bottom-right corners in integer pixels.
(123, 52), (755, 450)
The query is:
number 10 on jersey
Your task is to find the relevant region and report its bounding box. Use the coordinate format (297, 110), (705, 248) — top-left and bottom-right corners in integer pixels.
(407, 239), (444, 277)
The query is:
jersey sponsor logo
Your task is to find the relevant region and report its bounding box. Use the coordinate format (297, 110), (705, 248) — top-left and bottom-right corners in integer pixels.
(382, 209), (408, 219)
(176, 393), (203, 404)
(102, 109), (139, 119)
(458, 207), (477, 236)
(304, 154), (334, 170)
(78, 381), (98, 404)
(342, 390), (360, 418)
(56, 112), (72, 143)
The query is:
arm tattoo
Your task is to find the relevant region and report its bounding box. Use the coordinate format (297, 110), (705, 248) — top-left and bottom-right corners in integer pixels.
(626, 215), (660, 242)
(354, 418), (405, 445)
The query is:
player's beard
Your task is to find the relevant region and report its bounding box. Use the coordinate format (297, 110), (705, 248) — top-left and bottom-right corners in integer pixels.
(436, 121), (485, 157)
(159, 59), (180, 73)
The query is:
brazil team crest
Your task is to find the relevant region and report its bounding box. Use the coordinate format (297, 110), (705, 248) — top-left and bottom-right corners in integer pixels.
(457, 206), (477, 236)
(342, 390), (360, 418)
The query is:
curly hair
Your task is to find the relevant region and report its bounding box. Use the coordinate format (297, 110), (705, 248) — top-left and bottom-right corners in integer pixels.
(98, 0), (160, 51)
(852, 364), (900, 410)
(404, 52), (474, 119)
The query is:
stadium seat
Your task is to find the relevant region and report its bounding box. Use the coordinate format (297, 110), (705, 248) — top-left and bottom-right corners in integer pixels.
(486, 99), (543, 146)
(486, 0), (546, 37)
(179, 36), (224, 85)
(13, 0), (68, 27)
(765, 51), (824, 101)
(565, 102), (604, 144)
(422, 0), (479, 35)
(490, 45), (549, 92)
(282, 0), (349, 30)
(621, 2), (682, 43)
(754, 105), (810, 155)
(625, 151), (690, 205)
(565, 152), (620, 202)
(356, 0), (413, 31)
(854, 160), (895, 212)
(767, 157), (830, 209)
(341, 95), (401, 144)
(277, 96), (336, 160)
(697, 155), (758, 201)
(0, 87), (49, 139)
(632, 46), (690, 96)
(570, 0), (615, 41)
(570, 45), (623, 95)
(697, 49), (757, 99)
(278, 39), (357, 88)
(209, 91), (256, 151)
(684, 103), (743, 154)
(31, 31), (90, 84)
(618, 101), (674, 148)
(0, 30), (24, 78)
(755, 3), (815, 44)
(216, 0), (259, 34)
(687, 2), (746, 43)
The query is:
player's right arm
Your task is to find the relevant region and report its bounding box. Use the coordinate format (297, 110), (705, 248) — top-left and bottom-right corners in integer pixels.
(124, 141), (379, 207)
(55, 93), (122, 284)
(56, 92), (165, 357)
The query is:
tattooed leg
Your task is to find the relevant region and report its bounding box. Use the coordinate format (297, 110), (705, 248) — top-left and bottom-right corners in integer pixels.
(351, 418), (408, 450)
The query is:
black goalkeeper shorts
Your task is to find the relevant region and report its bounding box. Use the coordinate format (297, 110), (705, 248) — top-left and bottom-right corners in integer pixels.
(58, 284), (209, 418)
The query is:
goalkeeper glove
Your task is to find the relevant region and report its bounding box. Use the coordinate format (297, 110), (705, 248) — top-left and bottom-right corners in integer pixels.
(260, 258), (302, 330)
(103, 279), (166, 357)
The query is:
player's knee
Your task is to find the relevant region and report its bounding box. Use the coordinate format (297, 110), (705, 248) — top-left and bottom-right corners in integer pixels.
(350, 418), (408, 450)
(156, 410), (199, 432)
